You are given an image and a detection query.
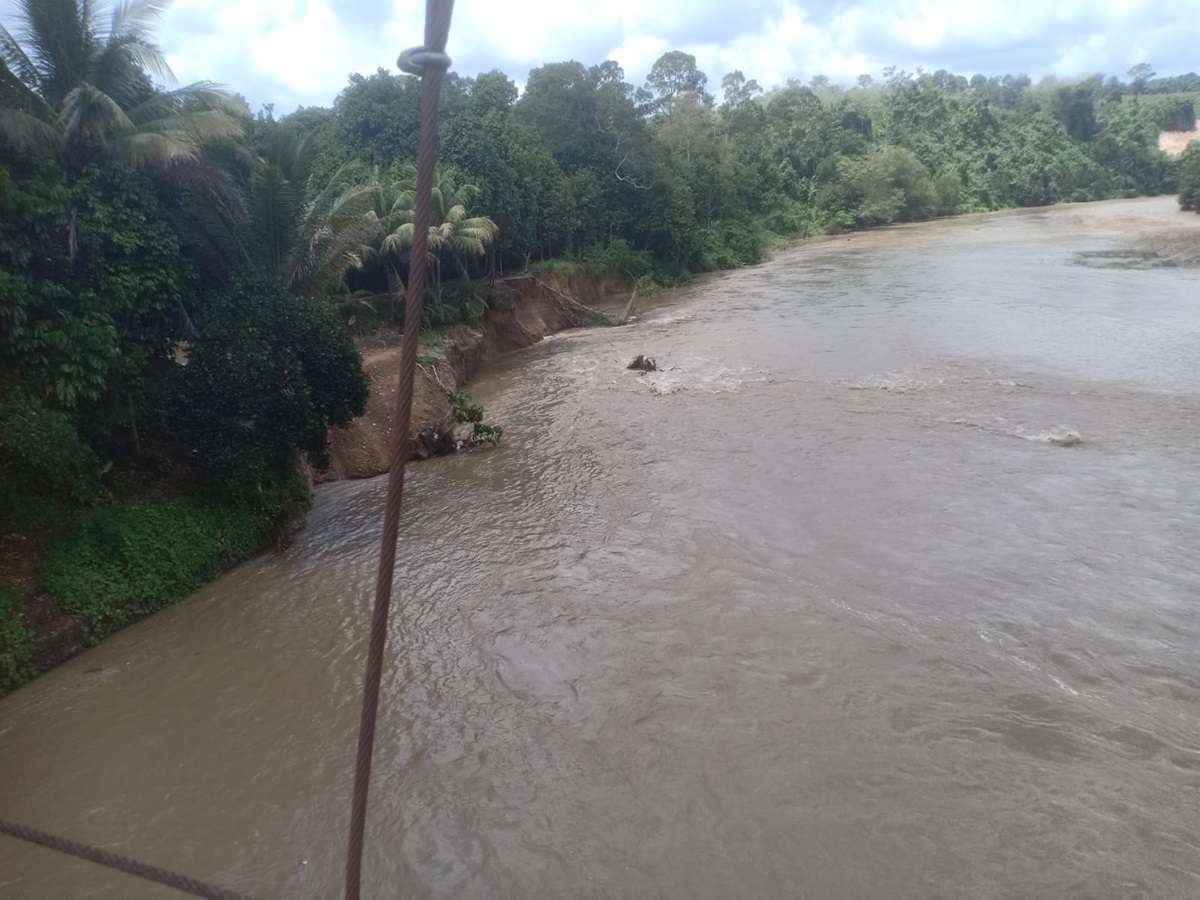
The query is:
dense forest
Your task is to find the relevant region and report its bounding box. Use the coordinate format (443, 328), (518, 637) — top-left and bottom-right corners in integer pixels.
(2, 0), (1199, 689)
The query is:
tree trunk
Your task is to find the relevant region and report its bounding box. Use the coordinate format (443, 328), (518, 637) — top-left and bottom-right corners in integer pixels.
(128, 392), (142, 458)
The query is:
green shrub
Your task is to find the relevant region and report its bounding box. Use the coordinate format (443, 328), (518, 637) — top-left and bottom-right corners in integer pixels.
(834, 146), (941, 226)
(166, 273), (369, 486)
(1179, 144), (1200, 212)
(528, 258), (584, 276)
(0, 387), (101, 505)
(421, 286), (488, 330)
(698, 216), (776, 270)
(634, 274), (663, 297)
(0, 582), (34, 692)
(41, 493), (271, 639)
(446, 389), (503, 447)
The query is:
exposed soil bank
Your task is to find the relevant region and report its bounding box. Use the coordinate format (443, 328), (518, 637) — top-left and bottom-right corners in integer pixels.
(1159, 127), (1200, 156)
(319, 270), (629, 482)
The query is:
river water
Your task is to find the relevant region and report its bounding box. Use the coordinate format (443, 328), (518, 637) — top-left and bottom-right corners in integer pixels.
(3, 198), (1200, 899)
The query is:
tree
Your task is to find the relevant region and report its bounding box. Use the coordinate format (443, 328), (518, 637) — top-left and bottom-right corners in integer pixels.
(378, 167), (498, 292)
(721, 70), (762, 110)
(1128, 63), (1155, 96)
(441, 69), (560, 266)
(167, 274), (368, 486)
(1178, 143), (1200, 212)
(332, 67), (422, 167)
(245, 123), (378, 294)
(765, 85), (831, 178)
(643, 51), (709, 114)
(0, 0), (243, 179)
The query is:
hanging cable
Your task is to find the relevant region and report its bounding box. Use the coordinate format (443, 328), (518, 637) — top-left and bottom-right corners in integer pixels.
(344, 3), (455, 899)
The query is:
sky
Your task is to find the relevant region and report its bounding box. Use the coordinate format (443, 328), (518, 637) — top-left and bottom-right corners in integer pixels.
(4, 0), (1199, 112)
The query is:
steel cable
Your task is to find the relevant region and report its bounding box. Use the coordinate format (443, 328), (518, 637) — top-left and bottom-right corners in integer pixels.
(344, 2), (455, 899)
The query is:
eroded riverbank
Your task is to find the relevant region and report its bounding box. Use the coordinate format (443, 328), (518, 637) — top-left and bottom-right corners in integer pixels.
(319, 270), (631, 482)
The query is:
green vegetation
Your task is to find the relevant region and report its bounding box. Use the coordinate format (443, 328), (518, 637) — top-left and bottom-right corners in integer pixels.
(40, 493), (278, 640)
(165, 275), (368, 487)
(1, 0), (1197, 688)
(447, 390), (503, 447)
(1179, 144), (1200, 212)
(0, 581), (34, 691)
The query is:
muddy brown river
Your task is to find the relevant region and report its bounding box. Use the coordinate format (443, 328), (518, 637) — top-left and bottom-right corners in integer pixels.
(3, 199), (1200, 899)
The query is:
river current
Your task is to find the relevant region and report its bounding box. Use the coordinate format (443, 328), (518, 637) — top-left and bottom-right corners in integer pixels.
(3, 198), (1200, 899)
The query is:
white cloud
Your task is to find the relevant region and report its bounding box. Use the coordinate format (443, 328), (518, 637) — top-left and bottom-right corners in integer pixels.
(109, 0), (1200, 110)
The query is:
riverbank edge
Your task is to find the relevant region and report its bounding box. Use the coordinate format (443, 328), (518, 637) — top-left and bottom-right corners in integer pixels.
(7, 197), (1198, 695)
(318, 269), (631, 482)
(0, 270), (630, 696)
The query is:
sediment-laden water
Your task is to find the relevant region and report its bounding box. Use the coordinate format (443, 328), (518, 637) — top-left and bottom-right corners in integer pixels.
(3, 198), (1200, 899)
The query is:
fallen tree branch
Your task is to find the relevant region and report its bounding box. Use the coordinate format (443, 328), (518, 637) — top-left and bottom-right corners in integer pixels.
(530, 276), (612, 326)
(614, 283), (639, 326)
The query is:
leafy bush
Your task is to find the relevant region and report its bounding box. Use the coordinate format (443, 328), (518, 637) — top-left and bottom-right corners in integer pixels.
(699, 217), (769, 269)
(0, 387), (101, 504)
(72, 165), (191, 385)
(447, 389), (503, 446)
(421, 285), (488, 330)
(634, 274), (663, 297)
(0, 582), (34, 692)
(579, 240), (659, 279)
(0, 165), (120, 408)
(845, 147), (940, 225)
(1179, 144), (1200, 212)
(40, 493), (270, 639)
(166, 273), (369, 486)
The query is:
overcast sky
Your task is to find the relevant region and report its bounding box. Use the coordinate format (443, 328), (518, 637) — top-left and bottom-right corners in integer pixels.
(5, 0), (1198, 112)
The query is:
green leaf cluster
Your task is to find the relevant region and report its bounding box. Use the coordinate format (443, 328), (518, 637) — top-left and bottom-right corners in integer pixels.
(165, 274), (369, 485)
(40, 494), (270, 639)
(0, 582), (34, 692)
(1179, 144), (1200, 212)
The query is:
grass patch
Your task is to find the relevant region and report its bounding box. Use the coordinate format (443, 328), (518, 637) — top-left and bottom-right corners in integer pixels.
(41, 492), (272, 641)
(419, 328), (448, 349)
(0, 581), (34, 692)
(529, 258), (586, 276)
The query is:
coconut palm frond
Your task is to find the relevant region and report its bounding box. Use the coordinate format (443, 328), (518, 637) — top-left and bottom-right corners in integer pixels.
(1, 0), (243, 178)
(158, 151), (251, 277)
(61, 80), (135, 143)
(126, 83), (246, 127)
(111, 127), (200, 168)
(0, 22), (41, 91)
(291, 206), (383, 295)
(0, 103), (63, 153)
(20, 0), (94, 106)
(106, 0), (174, 83)
(250, 161), (301, 278)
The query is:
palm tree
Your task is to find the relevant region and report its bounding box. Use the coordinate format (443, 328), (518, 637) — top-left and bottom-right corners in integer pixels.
(0, 0), (243, 178)
(246, 124), (380, 294)
(379, 167), (499, 293)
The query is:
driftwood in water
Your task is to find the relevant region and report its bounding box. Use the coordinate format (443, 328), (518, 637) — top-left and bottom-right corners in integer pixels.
(627, 355), (658, 372)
